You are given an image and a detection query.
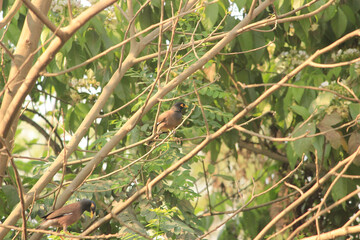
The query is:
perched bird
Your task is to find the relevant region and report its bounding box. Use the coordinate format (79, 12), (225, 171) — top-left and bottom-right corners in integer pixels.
(156, 102), (188, 134)
(40, 199), (96, 233)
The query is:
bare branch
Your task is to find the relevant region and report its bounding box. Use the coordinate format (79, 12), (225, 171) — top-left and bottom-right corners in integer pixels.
(0, 0), (22, 29)
(0, 138), (27, 240)
(0, 41), (14, 60)
(21, 0), (66, 40)
(233, 125), (309, 142)
(199, 157), (305, 239)
(79, 1), (275, 235)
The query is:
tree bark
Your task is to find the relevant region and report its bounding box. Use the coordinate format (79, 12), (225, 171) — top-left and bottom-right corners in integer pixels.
(0, 0), (52, 186)
(0, 0), (117, 238)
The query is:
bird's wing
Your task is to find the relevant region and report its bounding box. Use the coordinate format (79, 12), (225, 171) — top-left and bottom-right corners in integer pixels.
(42, 203), (77, 219)
(157, 111), (168, 125)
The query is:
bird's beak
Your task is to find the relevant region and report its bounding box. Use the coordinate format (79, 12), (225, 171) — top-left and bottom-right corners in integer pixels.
(185, 104), (188, 108)
(90, 210), (94, 218)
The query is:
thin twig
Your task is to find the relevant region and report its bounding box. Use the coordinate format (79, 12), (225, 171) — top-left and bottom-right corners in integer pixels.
(233, 125), (309, 142)
(284, 182), (303, 195)
(98, 84), (153, 118)
(336, 76), (359, 101)
(0, 223), (143, 239)
(202, 159), (212, 214)
(52, 109), (67, 210)
(288, 185), (360, 239)
(0, 138), (27, 240)
(193, 80), (210, 135)
(198, 157), (305, 239)
(238, 81), (360, 103)
(0, 41), (14, 59)
(67, 0), (74, 20)
(219, 38), (275, 55)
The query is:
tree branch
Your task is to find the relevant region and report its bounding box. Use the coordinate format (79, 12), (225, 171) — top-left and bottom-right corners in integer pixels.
(19, 114), (61, 154)
(21, 0), (66, 40)
(0, 0), (22, 29)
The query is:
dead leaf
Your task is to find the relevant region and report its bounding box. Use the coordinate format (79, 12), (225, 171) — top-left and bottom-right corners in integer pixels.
(203, 62), (216, 82)
(348, 131), (360, 165)
(318, 111), (345, 150)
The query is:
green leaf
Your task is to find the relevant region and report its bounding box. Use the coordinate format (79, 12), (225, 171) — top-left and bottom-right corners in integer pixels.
(252, 31), (267, 63)
(349, 103), (360, 120)
(331, 8), (347, 38)
(313, 135), (325, 162)
(210, 141), (220, 163)
(309, 92), (334, 112)
(292, 121), (316, 157)
(65, 103), (91, 132)
(290, 105), (310, 120)
(151, 0), (161, 8)
(76, 103), (91, 116)
(208, 164), (215, 174)
(201, 2), (219, 30)
(12, 144), (27, 154)
(3, 185), (19, 210)
(327, 67), (342, 79)
(240, 211), (259, 237)
(85, 30), (101, 56)
(91, 15), (114, 49)
(292, 85), (305, 104)
(14, 160), (33, 173)
(293, 21), (308, 44)
(322, 5), (336, 22)
(292, 0), (304, 11)
(340, 5), (356, 25)
(308, 0), (326, 13)
(331, 177), (355, 202)
(234, 0), (246, 9)
(286, 142), (298, 169)
(55, 52), (64, 70)
(238, 31), (253, 56)
(139, 6), (153, 29)
(103, 94), (114, 113)
(214, 174), (234, 181)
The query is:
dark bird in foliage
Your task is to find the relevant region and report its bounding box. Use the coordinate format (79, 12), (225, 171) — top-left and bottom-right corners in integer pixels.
(156, 102), (188, 134)
(40, 199), (96, 233)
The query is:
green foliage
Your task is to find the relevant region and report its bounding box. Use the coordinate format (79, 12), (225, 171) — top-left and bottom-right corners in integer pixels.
(1, 0), (360, 239)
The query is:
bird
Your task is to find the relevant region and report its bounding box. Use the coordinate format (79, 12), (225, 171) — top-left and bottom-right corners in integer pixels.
(156, 102), (188, 134)
(40, 199), (96, 233)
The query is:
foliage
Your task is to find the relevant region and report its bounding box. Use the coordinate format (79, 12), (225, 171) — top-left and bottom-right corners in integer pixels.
(1, 0), (360, 239)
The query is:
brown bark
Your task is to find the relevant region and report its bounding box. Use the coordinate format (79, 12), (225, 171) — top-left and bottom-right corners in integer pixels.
(0, 0), (52, 186)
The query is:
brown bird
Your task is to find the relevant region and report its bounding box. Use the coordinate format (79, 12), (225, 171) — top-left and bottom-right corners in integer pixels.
(40, 199), (96, 233)
(156, 102), (188, 134)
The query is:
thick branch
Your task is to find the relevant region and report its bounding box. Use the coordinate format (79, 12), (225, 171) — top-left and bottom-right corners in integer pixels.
(303, 226), (360, 240)
(0, 1), (118, 238)
(21, 0), (66, 40)
(0, 0), (52, 187)
(79, 0), (275, 235)
(1, 1), (200, 239)
(0, 0), (117, 140)
(254, 28), (360, 240)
